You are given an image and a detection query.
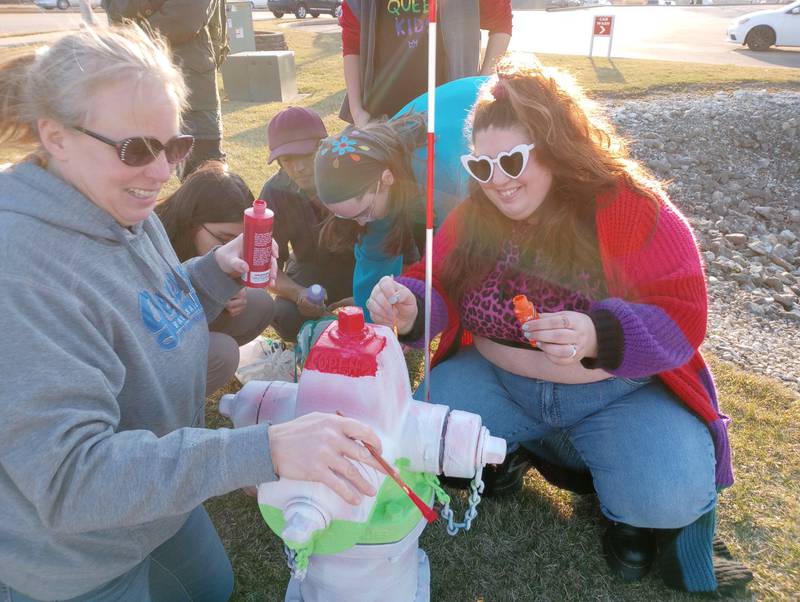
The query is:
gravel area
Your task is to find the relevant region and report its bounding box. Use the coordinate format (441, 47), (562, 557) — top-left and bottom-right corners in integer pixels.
(605, 88), (800, 394)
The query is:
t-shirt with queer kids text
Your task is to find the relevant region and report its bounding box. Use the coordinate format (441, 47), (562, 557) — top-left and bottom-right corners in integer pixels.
(367, 0), (445, 119)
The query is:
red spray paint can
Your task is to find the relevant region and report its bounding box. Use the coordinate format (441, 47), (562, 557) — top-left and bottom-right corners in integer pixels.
(242, 199), (274, 288)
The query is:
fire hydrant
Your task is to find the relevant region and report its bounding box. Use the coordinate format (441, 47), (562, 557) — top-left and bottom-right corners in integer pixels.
(219, 307), (506, 602)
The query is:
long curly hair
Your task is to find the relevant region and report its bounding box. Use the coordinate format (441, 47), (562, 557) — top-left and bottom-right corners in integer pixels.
(441, 55), (662, 303)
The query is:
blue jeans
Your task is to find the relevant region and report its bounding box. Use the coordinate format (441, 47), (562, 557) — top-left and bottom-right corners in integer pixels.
(424, 346), (716, 529)
(1, 506), (233, 602)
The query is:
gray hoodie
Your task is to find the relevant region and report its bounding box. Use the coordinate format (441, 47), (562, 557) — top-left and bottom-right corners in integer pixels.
(0, 162), (276, 599)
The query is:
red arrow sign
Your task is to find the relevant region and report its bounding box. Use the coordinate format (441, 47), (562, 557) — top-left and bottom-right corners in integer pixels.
(593, 15), (613, 37)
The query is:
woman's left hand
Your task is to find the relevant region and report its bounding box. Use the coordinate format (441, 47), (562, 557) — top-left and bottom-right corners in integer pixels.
(214, 235), (279, 287)
(521, 311), (598, 366)
(224, 288), (248, 318)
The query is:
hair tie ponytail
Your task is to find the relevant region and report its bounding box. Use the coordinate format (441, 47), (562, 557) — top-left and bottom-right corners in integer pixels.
(490, 79), (509, 101)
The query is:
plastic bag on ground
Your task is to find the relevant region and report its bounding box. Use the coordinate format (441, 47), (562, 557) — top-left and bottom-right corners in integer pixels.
(235, 336), (297, 384)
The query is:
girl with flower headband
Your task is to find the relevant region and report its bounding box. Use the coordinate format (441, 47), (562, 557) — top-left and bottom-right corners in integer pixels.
(367, 55), (751, 596)
(315, 76), (486, 318)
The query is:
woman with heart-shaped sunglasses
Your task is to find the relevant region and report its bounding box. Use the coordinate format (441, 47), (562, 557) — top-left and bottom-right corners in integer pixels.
(368, 55), (749, 596)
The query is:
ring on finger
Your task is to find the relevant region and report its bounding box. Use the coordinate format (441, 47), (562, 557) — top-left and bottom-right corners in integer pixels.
(567, 344), (577, 359)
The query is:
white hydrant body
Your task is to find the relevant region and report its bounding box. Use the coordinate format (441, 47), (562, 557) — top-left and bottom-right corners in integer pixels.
(219, 307), (506, 602)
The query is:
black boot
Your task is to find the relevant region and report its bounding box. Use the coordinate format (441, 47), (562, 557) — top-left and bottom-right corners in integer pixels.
(603, 522), (657, 582)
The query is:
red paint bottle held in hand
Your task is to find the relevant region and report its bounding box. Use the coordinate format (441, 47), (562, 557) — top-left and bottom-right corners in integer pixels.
(242, 199), (274, 288)
(512, 294), (539, 347)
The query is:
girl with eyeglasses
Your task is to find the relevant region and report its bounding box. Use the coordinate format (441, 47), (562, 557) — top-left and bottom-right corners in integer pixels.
(367, 56), (750, 595)
(314, 76), (486, 320)
(0, 25), (383, 602)
(156, 161), (276, 395)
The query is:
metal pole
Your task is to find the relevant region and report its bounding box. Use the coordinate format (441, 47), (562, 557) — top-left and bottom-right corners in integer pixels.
(423, 0), (438, 401)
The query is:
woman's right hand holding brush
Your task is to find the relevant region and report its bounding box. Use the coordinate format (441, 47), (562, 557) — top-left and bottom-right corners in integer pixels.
(367, 276), (418, 335)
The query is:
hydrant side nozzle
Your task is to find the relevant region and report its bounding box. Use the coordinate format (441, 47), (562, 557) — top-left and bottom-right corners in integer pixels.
(482, 432), (507, 466)
(282, 501), (330, 545)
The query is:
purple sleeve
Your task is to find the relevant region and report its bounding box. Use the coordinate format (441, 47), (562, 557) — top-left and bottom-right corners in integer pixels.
(395, 277), (449, 348)
(588, 298), (696, 378)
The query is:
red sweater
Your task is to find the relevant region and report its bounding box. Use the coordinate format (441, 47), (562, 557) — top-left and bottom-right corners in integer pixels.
(401, 185), (734, 487)
(340, 0), (514, 56)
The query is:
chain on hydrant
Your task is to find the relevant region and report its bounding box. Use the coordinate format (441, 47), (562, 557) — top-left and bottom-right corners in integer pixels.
(439, 466), (485, 536)
(285, 545), (309, 582)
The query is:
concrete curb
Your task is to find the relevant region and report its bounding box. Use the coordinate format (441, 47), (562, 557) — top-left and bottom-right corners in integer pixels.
(0, 31), (67, 49)
(0, 5), (105, 13)
(0, 6), (43, 13)
(0, 29), (66, 40)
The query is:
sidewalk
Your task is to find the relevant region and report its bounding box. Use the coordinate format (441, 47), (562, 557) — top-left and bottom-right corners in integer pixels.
(0, 31), (68, 48)
(0, 3), (102, 12)
(0, 5), (44, 13)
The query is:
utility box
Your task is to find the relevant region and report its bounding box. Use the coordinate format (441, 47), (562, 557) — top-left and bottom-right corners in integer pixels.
(226, 1), (256, 54)
(221, 51), (298, 102)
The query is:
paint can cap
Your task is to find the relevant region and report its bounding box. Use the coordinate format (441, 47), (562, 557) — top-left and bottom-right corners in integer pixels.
(307, 284), (326, 305)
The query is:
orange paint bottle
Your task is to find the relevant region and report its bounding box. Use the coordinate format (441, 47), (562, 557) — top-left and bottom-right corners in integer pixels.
(512, 294), (539, 347)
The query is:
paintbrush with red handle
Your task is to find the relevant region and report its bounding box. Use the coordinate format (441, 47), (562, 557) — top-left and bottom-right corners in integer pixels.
(337, 412), (437, 523)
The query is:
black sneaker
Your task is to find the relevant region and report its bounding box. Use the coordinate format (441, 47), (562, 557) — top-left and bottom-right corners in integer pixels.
(438, 447), (531, 497)
(480, 447), (532, 498)
(441, 447), (595, 498)
(526, 451), (595, 495)
(603, 522), (656, 582)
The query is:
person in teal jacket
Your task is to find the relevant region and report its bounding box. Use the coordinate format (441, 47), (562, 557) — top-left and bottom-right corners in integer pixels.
(315, 76), (487, 320)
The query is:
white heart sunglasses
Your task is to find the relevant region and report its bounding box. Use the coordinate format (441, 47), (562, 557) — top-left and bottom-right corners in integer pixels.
(460, 143), (536, 184)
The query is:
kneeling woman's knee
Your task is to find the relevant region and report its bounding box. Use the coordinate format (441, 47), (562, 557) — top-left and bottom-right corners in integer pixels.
(207, 333), (240, 393)
(604, 470), (716, 529)
(246, 288), (276, 332)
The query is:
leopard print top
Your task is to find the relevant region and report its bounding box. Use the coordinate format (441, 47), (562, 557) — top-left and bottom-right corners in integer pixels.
(460, 228), (606, 346)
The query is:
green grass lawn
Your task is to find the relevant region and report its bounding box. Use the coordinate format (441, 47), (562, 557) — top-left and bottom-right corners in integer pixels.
(205, 351), (800, 601)
(2, 26), (799, 600)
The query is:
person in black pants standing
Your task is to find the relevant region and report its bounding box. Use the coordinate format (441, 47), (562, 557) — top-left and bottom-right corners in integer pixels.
(104, 0), (228, 179)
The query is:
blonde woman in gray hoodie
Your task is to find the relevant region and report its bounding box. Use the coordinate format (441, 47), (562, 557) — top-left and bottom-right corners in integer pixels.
(0, 25), (381, 602)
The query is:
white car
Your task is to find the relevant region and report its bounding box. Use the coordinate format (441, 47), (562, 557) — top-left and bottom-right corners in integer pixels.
(727, 0), (800, 51)
(34, 0), (101, 9)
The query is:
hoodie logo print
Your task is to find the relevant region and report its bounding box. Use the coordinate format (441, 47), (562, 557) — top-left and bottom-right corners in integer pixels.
(139, 268), (203, 350)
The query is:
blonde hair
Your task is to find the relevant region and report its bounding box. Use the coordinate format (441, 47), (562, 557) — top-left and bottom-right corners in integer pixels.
(0, 24), (188, 150)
